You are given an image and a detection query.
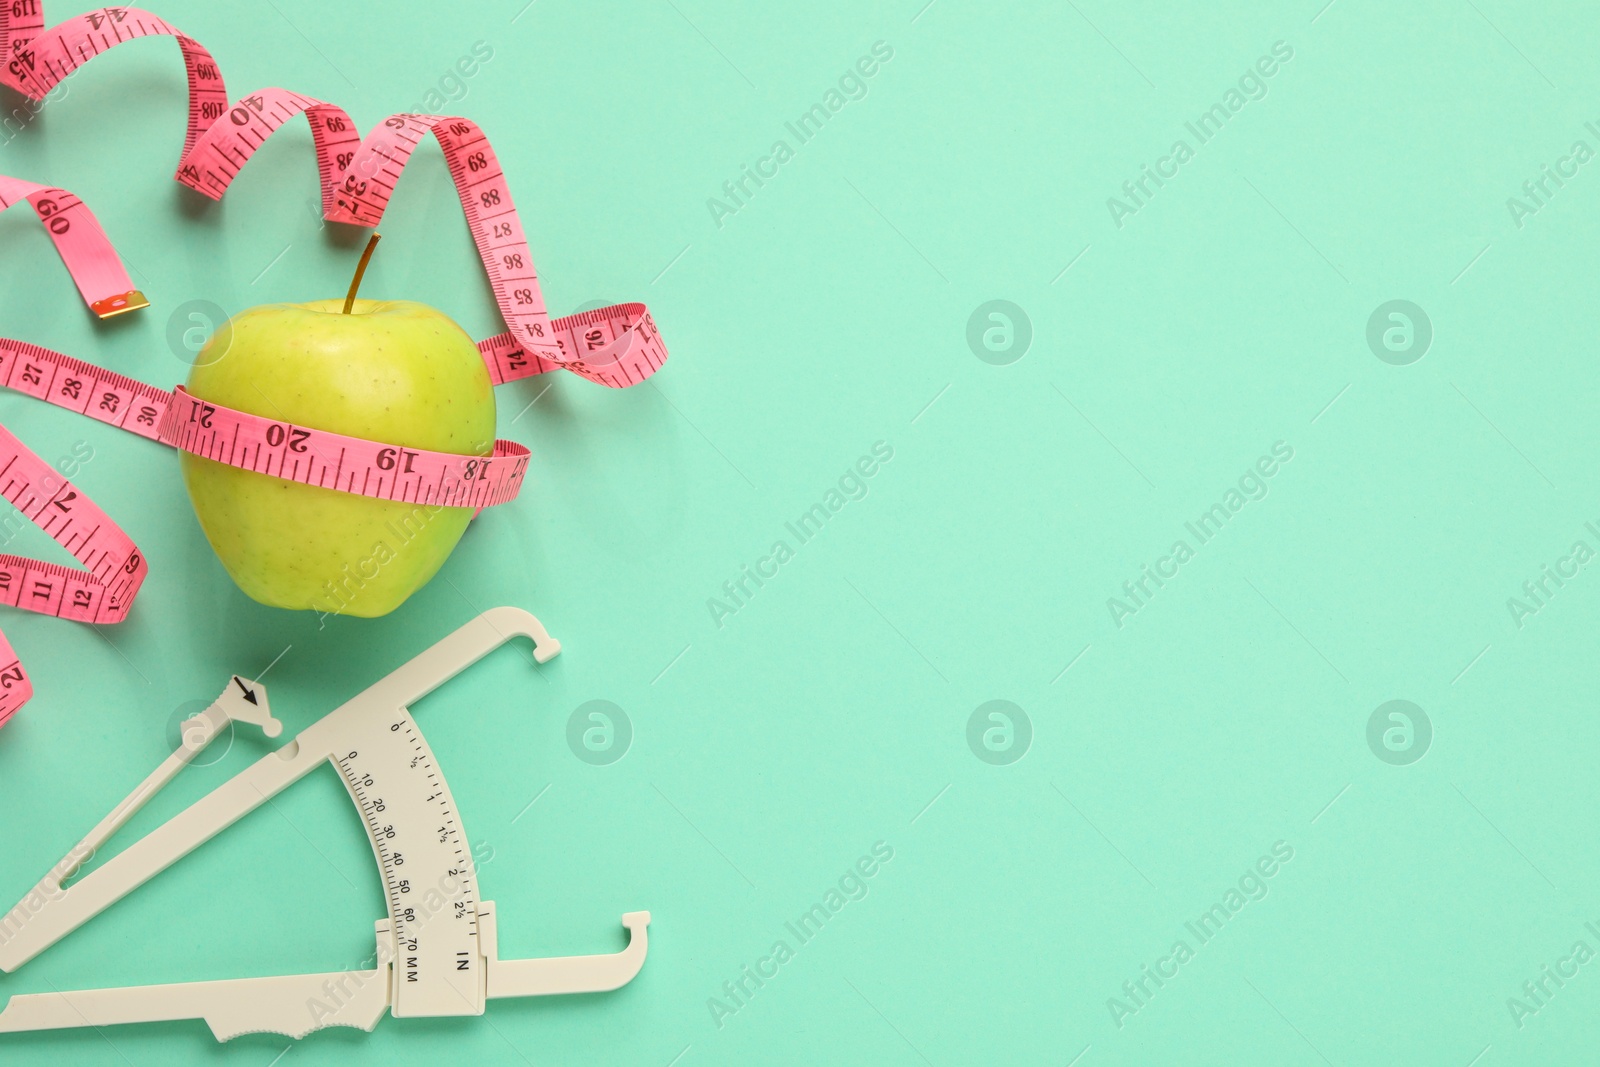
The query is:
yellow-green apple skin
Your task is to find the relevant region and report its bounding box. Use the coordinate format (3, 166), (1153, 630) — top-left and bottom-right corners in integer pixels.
(180, 299), (495, 617)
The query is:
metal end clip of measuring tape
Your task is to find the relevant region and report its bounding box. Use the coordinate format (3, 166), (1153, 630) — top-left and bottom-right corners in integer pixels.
(0, 608), (651, 1040)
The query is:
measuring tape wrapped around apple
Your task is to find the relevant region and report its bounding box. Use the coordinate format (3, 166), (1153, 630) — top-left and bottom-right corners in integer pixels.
(0, 4), (670, 725)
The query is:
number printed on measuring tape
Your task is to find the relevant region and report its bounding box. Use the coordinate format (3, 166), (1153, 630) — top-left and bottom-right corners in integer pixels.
(0, 417), (147, 727)
(158, 387), (530, 509)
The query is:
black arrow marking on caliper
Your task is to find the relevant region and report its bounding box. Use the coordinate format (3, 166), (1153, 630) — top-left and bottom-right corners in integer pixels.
(233, 676), (258, 705)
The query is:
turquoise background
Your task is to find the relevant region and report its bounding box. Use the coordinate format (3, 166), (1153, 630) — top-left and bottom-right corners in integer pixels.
(1, 0), (1597, 1063)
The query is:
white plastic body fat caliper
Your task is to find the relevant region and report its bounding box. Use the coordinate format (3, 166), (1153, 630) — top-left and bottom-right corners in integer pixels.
(0, 607), (649, 1040)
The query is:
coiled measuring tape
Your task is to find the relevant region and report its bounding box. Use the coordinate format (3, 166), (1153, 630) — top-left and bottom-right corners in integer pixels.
(0, 3), (672, 726)
(1, 2), (668, 387)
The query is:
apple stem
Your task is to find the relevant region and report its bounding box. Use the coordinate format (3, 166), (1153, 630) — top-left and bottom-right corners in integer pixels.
(343, 232), (382, 314)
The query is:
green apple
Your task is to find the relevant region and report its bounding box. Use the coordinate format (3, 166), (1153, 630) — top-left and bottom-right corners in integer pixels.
(180, 297), (495, 618)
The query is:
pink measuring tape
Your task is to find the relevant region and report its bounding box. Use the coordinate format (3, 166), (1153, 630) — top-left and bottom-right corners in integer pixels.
(0, 3), (671, 726)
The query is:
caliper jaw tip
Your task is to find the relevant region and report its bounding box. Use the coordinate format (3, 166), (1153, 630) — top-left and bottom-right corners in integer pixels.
(480, 902), (650, 1000)
(531, 634), (560, 664)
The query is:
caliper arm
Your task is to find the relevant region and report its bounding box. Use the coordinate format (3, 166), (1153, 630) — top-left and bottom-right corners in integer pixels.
(0, 677), (289, 973)
(0, 920), (393, 1040)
